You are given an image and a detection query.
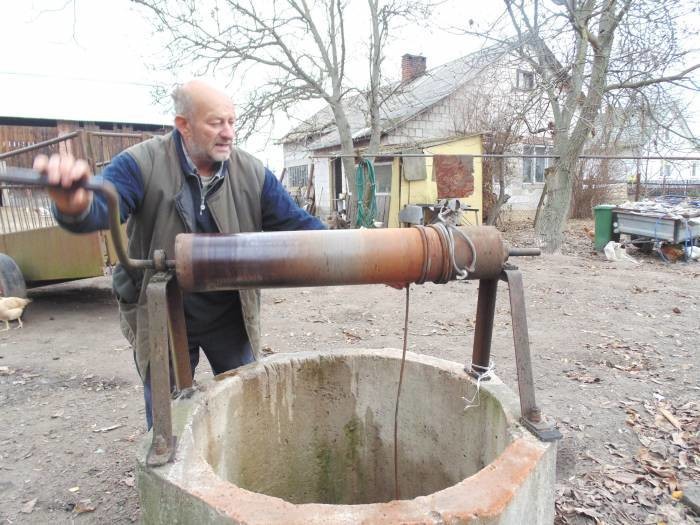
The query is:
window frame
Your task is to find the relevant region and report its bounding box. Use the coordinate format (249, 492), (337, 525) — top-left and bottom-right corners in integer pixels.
(522, 145), (551, 184)
(516, 69), (534, 90)
(287, 164), (309, 188)
(373, 162), (393, 195)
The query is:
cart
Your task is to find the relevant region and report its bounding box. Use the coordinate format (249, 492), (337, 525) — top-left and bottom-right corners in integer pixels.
(0, 130), (148, 296)
(613, 208), (700, 244)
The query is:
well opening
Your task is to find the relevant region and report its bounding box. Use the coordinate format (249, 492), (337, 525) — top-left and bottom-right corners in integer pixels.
(190, 352), (514, 505)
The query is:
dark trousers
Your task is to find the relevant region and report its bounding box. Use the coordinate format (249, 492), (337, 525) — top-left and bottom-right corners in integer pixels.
(143, 322), (254, 429)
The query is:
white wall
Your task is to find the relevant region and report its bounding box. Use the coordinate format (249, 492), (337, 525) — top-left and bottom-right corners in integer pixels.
(281, 142), (333, 218)
(312, 158), (331, 218)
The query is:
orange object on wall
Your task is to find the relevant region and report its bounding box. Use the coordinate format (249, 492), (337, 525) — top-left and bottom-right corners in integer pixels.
(433, 155), (474, 198)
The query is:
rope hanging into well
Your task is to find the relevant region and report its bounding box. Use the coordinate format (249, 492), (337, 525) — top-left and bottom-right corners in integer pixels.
(355, 158), (378, 228)
(393, 222), (476, 500)
(394, 285), (410, 501)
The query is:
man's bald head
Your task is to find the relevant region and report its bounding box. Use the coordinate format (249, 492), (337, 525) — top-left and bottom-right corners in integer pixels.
(172, 79), (237, 175)
(171, 79), (233, 119)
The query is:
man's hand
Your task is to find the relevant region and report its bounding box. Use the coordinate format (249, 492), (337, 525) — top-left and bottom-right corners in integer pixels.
(33, 153), (93, 217)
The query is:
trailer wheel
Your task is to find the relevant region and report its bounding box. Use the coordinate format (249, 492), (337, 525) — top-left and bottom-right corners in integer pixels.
(0, 254), (26, 298)
(630, 235), (653, 254)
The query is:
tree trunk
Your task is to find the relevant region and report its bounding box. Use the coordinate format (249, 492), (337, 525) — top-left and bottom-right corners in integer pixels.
(530, 0), (617, 252)
(332, 106), (357, 197)
(486, 193), (511, 226)
(534, 159), (575, 252)
(485, 158), (510, 226)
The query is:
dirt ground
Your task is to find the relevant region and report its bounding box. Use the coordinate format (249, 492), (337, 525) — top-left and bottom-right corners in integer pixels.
(0, 219), (698, 524)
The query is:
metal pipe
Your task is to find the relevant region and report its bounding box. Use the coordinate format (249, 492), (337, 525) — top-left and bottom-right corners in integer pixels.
(175, 226), (509, 292)
(509, 247), (541, 257)
(470, 278), (498, 376)
(87, 131), (145, 139)
(0, 132), (80, 160)
(0, 169), (535, 284)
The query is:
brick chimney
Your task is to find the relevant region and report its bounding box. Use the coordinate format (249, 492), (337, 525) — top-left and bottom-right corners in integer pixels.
(401, 54), (426, 83)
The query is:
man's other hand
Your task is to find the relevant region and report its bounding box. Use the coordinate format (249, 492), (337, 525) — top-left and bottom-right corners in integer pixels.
(33, 154), (93, 216)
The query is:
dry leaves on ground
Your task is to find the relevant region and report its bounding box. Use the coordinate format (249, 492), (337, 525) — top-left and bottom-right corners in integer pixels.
(556, 399), (699, 524)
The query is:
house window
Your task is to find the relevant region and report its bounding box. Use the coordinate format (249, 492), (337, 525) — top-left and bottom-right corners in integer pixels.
(287, 164), (308, 187)
(374, 163), (392, 194)
(522, 145), (551, 183)
(516, 69), (534, 90)
(663, 164), (671, 180)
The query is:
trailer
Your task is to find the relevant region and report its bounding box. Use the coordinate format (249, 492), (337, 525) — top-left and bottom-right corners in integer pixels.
(613, 208), (700, 244)
(0, 130), (148, 296)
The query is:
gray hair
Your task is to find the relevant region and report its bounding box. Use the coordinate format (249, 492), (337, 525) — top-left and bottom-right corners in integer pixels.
(171, 84), (194, 118)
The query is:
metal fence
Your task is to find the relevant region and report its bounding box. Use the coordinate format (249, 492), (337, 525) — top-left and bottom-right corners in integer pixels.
(628, 181), (700, 199)
(0, 172), (56, 233)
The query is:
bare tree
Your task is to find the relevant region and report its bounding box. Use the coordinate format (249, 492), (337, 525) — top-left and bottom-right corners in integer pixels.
(569, 99), (635, 218)
(463, 0), (699, 252)
(133, 0), (430, 195)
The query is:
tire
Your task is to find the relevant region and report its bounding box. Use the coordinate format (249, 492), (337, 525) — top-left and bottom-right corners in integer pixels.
(0, 253), (26, 298)
(630, 235), (653, 254)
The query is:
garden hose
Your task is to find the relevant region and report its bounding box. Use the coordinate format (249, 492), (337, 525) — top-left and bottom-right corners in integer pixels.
(355, 158), (378, 228)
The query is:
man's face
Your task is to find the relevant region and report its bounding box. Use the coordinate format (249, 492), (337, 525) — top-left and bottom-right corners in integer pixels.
(181, 98), (236, 166)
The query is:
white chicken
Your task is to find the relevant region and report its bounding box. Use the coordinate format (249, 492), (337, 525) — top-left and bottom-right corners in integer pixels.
(0, 297), (31, 331)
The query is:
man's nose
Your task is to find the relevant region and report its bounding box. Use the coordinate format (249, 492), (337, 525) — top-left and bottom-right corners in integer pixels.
(220, 122), (234, 139)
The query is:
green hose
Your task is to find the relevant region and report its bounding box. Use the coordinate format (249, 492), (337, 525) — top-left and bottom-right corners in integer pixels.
(355, 158), (378, 228)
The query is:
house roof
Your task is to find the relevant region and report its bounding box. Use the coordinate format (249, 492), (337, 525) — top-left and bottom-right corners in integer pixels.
(370, 134), (484, 155)
(0, 74), (172, 126)
(282, 43), (513, 151)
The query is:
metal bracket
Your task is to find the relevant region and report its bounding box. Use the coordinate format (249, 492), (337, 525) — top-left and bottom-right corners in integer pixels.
(166, 276), (193, 391)
(500, 267), (562, 442)
(521, 416), (563, 443)
(468, 264), (561, 442)
(146, 273), (178, 466)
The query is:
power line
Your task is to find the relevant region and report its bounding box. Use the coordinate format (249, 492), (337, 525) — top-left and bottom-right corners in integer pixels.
(0, 70), (161, 88)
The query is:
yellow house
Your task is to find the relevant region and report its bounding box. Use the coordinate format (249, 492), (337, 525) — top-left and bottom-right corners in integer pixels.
(386, 135), (483, 228)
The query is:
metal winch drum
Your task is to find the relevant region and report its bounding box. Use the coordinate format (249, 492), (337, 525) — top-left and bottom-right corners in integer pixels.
(3, 169), (560, 524)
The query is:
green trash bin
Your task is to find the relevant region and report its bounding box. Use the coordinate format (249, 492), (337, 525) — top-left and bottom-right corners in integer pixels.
(593, 204), (616, 251)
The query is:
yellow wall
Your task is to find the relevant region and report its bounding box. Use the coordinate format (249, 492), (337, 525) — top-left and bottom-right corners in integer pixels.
(387, 136), (483, 227)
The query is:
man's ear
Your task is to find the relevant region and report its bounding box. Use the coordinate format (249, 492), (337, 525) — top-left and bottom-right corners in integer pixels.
(175, 115), (190, 137)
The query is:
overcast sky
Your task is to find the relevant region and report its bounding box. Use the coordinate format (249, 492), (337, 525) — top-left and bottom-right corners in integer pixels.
(0, 0), (505, 171)
(1, 1), (698, 172)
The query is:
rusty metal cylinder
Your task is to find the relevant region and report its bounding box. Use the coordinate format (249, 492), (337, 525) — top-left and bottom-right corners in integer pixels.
(175, 226), (508, 293)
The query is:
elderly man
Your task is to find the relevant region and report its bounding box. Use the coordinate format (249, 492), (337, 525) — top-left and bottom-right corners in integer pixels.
(34, 80), (325, 427)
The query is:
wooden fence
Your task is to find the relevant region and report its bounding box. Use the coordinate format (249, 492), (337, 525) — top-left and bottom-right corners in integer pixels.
(0, 125), (83, 170)
(0, 125), (153, 173)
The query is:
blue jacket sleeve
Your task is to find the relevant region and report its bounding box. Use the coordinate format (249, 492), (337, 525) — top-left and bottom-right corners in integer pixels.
(53, 152), (144, 233)
(261, 169), (326, 231)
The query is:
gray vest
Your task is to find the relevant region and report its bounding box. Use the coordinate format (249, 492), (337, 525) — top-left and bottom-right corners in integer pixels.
(118, 132), (265, 379)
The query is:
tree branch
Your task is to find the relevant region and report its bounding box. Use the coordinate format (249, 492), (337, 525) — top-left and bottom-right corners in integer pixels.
(605, 63), (700, 92)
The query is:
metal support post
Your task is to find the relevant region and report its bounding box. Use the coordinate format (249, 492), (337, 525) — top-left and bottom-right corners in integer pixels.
(469, 278), (498, 378)
(166, 277), (192, 391)
(146, 273), (177, 466)
(501, 267), (561, 442)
